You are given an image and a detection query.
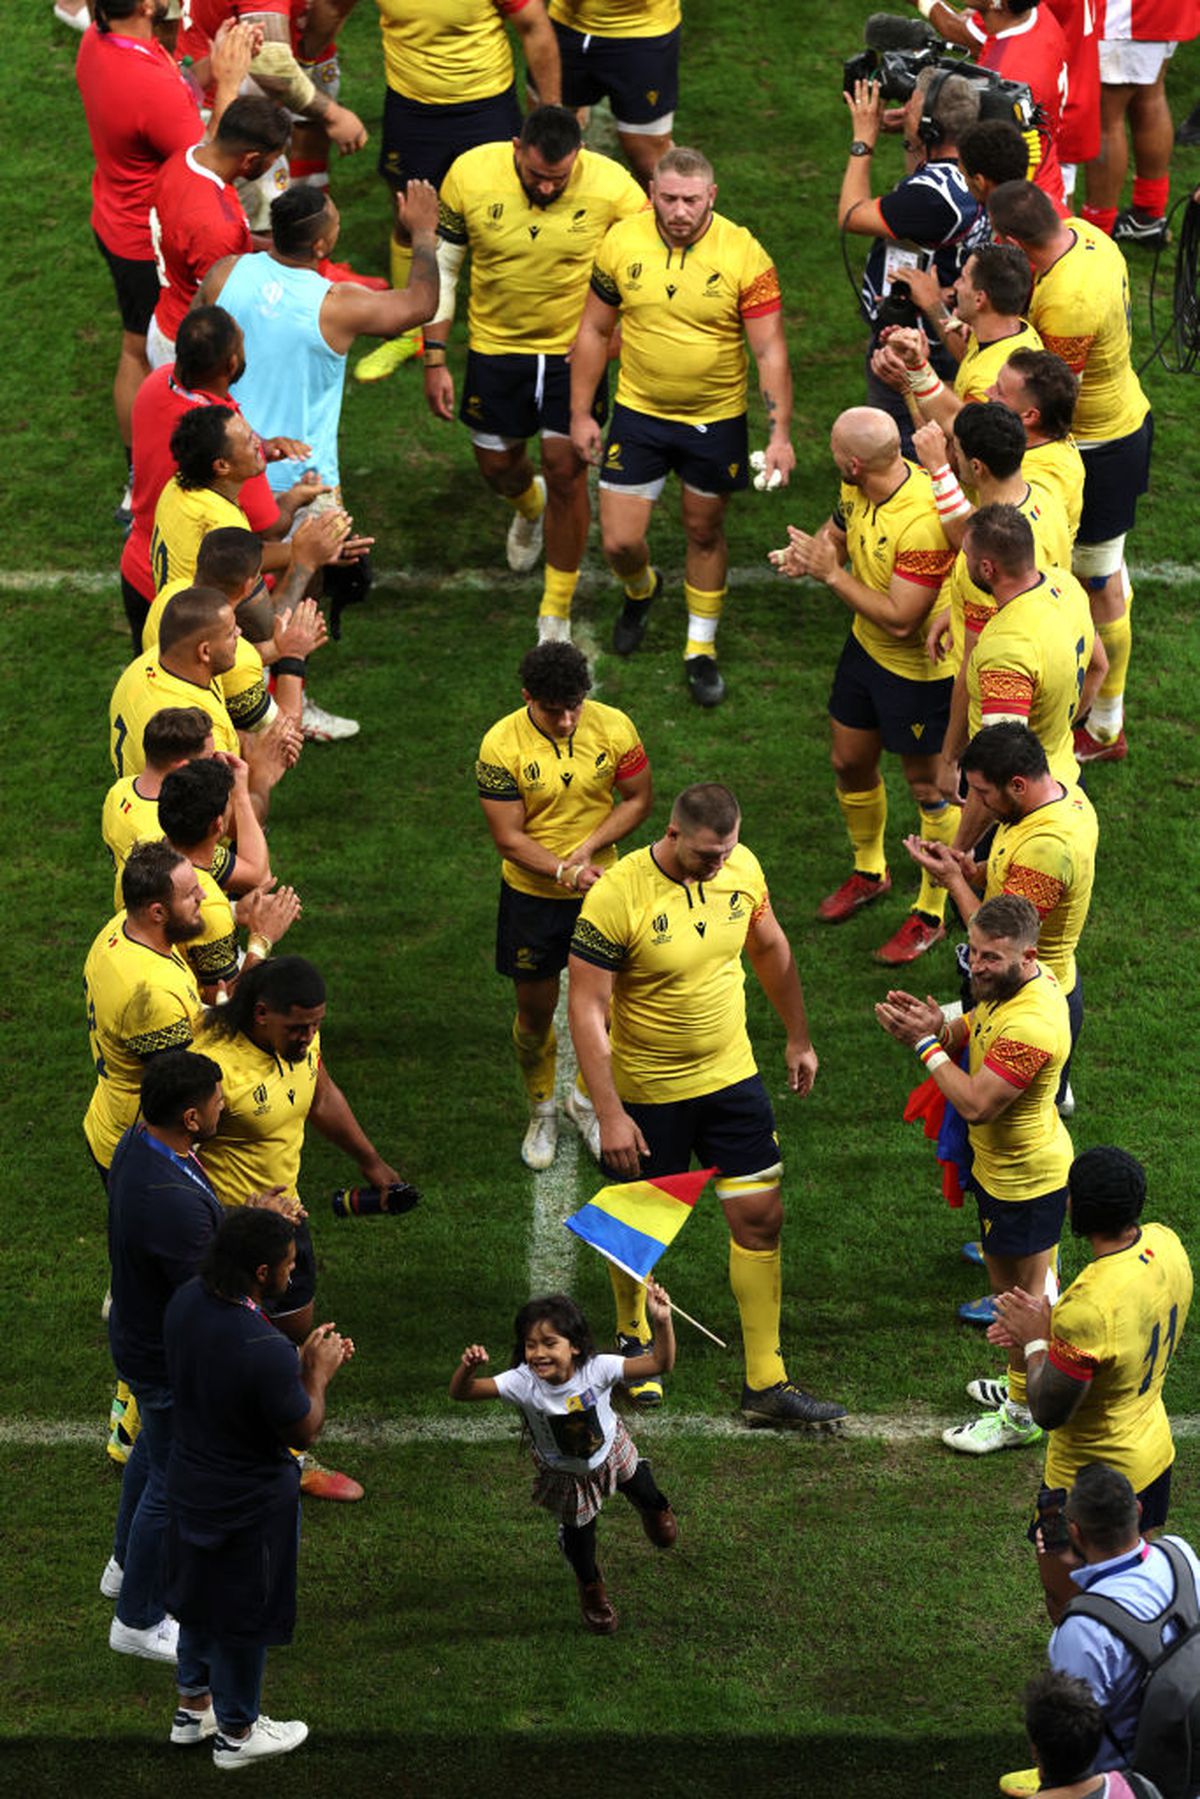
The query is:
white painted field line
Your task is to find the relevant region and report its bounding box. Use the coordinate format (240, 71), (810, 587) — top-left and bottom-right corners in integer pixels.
(6, 561), (1196, 594)
(8, 1410), (1200, 1447)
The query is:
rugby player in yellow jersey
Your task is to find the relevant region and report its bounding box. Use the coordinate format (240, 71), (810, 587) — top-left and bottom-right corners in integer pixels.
(989, 181), (1152, 763)
(871, 244), (1043, 434)
(196, 955), (409, 1500)
(343, 0), (560, 381)
(477, 641), (651, 1169)
(109, 586), (242, 777)
(157, 758), (300, 1002)
(987, 348), (1085, 544)
(83, 841), (207, 1178)
(547, 0), (682, 185)
(770, 407), (957, 967)
(989, 1147), (1193, 1616)
(568, 782), (846, 1429)
(876, 893), (1072, 1455)
(914, 403), (1072, 680)
(102, 707), (215, 905)
(951, 506), (1105, 852)
(423, 107), (645, 639)
(905, 723), (1096, 1123)
(569, 146), (795, 707)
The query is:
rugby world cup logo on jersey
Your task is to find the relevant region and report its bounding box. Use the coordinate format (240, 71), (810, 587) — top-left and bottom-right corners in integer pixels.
(523, 760), (545, 790)
(252, 1082), (269, 1115)
(727, 890), (745, 920)
(489, 203), (504, 222)
(626, 262), (643, 290)
(651, 912), (671, 944)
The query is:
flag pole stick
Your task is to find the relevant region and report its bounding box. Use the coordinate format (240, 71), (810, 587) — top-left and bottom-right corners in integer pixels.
(569, 1242), (727, 1348)
(663, 1296), (726, 1349)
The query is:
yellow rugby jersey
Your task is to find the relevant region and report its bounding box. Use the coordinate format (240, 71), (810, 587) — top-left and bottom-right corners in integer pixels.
(1024, 436), (1084, 544)
(591, 208), (781, 424)
(82, 914), (204, 1167)
(184, 865), (239, 990)
(549, 0), (680, 34)
(145, 581), (273, 734)
(109, 654), (238, 776)
(953, 320), (1042, 404)
(984, 785), (1097, 994)
(966, 567), (1093, 789)
(966, 965), (1072, 1202)
(943, 482), (1072, 674)
(149, 479), (249, 594)
(376, 0), (526, 103)
(195, 1024), (321, 1207)
(1045, 1223), (1193, 1492)
(440, 143), (645, 355)
(570, 841), (770, 1103)
(1029, 220), (1149, 443)
(838, 463), (954, 681)
(102, 775), (164, 908)
(477, 699), (648, 900)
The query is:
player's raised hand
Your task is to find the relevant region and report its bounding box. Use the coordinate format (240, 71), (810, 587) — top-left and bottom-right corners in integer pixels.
(461, 1344), (490, 1370)
(398, 179), (439, 239)
(912, 419), (949, 474)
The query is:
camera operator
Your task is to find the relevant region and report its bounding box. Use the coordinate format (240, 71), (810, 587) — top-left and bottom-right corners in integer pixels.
(840, 70), (987, 452)
(904, 0), (1068, 207)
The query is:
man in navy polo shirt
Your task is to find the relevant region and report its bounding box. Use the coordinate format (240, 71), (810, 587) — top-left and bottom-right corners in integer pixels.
(164, 1208), (352, 1767)
(105, 1050), (227, 1666)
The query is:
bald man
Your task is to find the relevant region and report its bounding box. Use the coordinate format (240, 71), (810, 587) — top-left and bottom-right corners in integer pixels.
(770, 407), (957, 965)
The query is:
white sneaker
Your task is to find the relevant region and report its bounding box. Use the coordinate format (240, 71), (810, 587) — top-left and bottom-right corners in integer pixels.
(942, 1408), (1042, 1455)
(109, 1613), (179, 1663)
(99, 1555), (124, 1599)
(171, 1706), (219, 1746)
(521, 1103), (558, 1170)
(536, 614), (571, 643)
(965, 1375), (1009, 1409)
(213, 1715), (309, 1770)
(564, 1089), (602, 1163)
(301, 697), (360, 742)
(506, 476), (546, 573)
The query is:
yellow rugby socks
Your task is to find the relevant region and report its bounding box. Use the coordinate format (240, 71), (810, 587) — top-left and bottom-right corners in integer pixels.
(837, 785), (887, 878)
(729, 1240), (786, 1390)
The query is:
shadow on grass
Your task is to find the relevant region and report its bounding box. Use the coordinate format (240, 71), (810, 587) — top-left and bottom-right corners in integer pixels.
(0, 1731), (1016, 1797)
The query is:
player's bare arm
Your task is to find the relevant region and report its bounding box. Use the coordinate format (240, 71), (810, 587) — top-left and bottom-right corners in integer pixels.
(744, 310), (795, 486)
(875, 991), (1019, 1123)
(569, 292), (619, 466)
(308, 1063), (403, 1191)
(563, 763), (653, 874)
(512, 0), (562, 107)
(479, 795), (601, 891)
(322, 184), (440, 352)
(744, 904), (818, 1096)
(566, 955), (649, 1177)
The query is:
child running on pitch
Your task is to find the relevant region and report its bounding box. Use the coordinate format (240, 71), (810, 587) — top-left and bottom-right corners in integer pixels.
(450, 1282), (677, 1634)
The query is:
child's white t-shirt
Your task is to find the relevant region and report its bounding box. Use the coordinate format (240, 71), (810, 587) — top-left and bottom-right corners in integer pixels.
(493, 1353), (626, 1474)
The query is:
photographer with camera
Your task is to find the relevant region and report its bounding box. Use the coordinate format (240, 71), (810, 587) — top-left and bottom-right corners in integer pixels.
(839, 70), (987, 453)
(904, 0), (1069, 206)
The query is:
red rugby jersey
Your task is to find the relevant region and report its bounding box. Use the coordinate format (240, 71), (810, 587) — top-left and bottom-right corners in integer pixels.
(151, 147), (252, 341)
(120, 367), (278, 601)
(76, 25), (203, 258)
(967, 7), (1069, 204)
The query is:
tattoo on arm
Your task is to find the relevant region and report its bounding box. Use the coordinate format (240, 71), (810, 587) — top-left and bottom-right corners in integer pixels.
(762, 386), (777, 421)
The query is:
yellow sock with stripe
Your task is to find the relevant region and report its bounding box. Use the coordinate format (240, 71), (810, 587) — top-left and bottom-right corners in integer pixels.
(539, 565), (577, 620)
(107, 1379), (140, 1464)
(609, 1264), (649, 1343)
(915, 800), (961, 922)
(389, 237), (413, 291)
(1091, 600), (1132, 739)
(507, 479), (546, 523)
(512, 1017), (556, 1105)
(729, 1239), (786, 1390)
(836, 785), (887, 878)
(684, 581), (725, 659)
(622, 560), (656, 601)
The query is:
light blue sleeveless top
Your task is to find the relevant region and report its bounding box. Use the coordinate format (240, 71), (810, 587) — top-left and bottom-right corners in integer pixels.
(224, 254), (345, 495)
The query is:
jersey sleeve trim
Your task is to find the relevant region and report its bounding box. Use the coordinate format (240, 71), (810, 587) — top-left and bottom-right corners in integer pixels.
(895, 547), (954, 588)
(225, 677), (271, 732)
(983, 1035), (1052, 1089)
(211, 844), (235, 891)
(616, 743), (649, 781)
(1037, 331), (1094, 374)
(189, 933), (240, 985)
(1048, 1337), (1097, 1382)
(1004, 861), (1067, 916)
(129, 1019), (196, 1059)
(739, 266), (782, 319)
(477, 759), (521, 800)
(590, 268), (622, 308)
(570, 916), (625, 970)
(978, 668), (1034, 717)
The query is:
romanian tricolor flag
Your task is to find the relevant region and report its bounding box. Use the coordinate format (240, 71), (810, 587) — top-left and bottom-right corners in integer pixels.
(564, 1167), (714, 1281)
